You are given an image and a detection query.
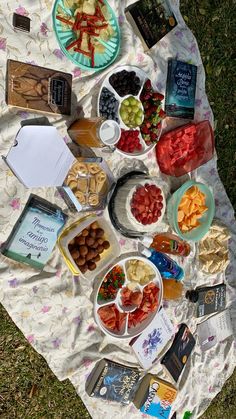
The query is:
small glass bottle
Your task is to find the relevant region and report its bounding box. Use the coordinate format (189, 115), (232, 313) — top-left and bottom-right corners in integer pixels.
(141, 247), (184, 281)
(141, 233), (190, 257)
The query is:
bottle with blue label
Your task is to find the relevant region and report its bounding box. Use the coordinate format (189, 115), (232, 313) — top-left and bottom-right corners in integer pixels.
(141, 247), (184, 281)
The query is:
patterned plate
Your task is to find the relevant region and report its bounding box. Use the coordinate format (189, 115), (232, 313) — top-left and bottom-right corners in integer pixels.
(52, 0), (120, 71)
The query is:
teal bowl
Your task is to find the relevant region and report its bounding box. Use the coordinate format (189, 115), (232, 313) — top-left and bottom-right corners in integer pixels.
(167, 180), (215, 242)
(52, 0), (120, 72)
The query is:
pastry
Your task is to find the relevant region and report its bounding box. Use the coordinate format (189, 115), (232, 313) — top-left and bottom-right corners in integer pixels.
(75, 191), (86, 205)
(89, 177), (97, 193)
(77, 178), (88, 193)
(88, 163), (101, 175)
(95, 170), (107, 193)
(67, 179), (78, 191)
(88, 193), (99, 206)
(72, 162), (88, 176)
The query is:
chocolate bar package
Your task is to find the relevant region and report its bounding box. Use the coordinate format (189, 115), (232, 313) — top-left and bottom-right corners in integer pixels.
(161, 324), (195, 382)
(6, 59), (72, 115)
(165, 59), (197, 119)
(1, 194), (67, 270)
(133, 374), (177, 419)
(86, 359), (141, 405)
(125, 0), (177, 51)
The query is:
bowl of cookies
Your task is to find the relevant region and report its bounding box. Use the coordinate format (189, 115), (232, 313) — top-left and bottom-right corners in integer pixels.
(63, 158), (115, 211)
(57, 214), (120, 279)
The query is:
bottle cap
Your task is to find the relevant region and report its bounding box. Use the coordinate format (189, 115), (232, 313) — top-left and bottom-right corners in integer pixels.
(183, 412), (192, 419)
(141, 247), (152, 258)
(140, 236), (153, 248)
(185, 290), (199, 303)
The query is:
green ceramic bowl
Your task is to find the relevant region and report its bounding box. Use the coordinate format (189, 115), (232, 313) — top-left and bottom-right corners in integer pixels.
(167, 180), (215, 242)
(52, 0), (120, 72)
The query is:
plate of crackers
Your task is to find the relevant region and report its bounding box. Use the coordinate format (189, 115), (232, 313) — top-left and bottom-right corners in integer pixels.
(64, 158), (115, 211)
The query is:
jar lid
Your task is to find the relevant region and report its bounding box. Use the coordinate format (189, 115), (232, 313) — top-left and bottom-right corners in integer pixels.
(99, 120), (121, 146)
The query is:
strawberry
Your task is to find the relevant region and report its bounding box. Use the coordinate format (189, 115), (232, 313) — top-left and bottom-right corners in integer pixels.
(141, 125), (149, 134)
(159, 109), (166, 118)
(152, 92), (164, 101)
(144, 80), (152, 90)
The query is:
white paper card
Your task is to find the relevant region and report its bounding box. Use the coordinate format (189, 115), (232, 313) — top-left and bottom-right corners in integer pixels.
(5, 126), (75, 187)
(197, 310), (233, 351)
(131, 308), (174, 369)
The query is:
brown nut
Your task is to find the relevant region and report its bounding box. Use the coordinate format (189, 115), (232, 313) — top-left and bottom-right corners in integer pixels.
(71, 249), (80, 259)
(95, 228), (104, 238)
(94, 254), (101, 262)
(79, 263), (88, 274)
(90, 230), (97, 238)
(97, 238), (104, 245)
(97, 245), (104, 254)
(90, 241), (99, 249)
(81, 229), (89, 237)
(76, 257), (86, 266)
(90, 221), (99, 230)
(76, 235), (86, 245)
(86, 237), (95, 246)
(88, 261), (96, 271)
(79, 245), (88, 257)
(86, 250), (95, 261)
(69, 238), (75, 246)
(103, 241), (110, 250)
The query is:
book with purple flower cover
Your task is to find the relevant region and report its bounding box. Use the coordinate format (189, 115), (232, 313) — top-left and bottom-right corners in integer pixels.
(130, 308), (175, 369)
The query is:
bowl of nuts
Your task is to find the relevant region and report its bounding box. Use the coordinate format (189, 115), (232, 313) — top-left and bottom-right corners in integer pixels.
(57, 215), (120, 279)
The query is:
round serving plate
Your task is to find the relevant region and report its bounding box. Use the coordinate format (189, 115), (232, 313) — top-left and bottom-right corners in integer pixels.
(97, 65), (163, 157)
(52, 0), (120, 71)
(94, 255), (163, 339)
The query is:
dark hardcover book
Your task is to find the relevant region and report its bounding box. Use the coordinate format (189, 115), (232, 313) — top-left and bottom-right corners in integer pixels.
(125, 0), (177, 51)
(1, 194), (67, 270)
(165, 59), (197, 119)
(6, 59), (72, 115)
(85, 358), (141, 405)
(196, 284), (226, 317)
(161, 324), (195, 382)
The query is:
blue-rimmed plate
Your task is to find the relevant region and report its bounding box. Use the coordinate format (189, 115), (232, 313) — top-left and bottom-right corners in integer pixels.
(52, 0), (120, 72)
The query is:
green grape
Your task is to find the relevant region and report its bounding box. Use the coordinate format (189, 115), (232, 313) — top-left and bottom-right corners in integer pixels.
(123, 99), (130, 106)
(127, 107), (132, 113)
(132, 106), (139, 113)
(129, 97), (136, 105)
(135, 117), (142, 125)
(137, 109), (143, 117)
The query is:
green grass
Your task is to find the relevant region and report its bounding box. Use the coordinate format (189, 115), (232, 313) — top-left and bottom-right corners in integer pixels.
(0, 0), (235, 418)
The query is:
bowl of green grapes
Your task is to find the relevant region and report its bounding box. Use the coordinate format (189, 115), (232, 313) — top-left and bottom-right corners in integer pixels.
(119, 96), (144, 128)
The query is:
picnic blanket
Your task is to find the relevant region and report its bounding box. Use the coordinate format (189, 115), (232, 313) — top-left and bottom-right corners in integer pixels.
(0, 1), (235, 418)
